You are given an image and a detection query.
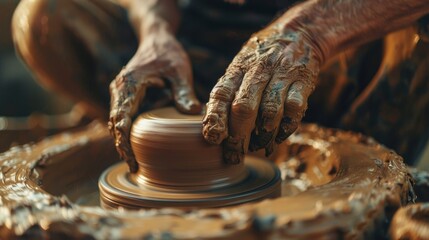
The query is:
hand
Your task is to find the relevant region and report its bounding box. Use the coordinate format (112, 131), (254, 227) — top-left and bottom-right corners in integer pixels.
(109, 31), (201, 173)
(202, 25), (321, 164)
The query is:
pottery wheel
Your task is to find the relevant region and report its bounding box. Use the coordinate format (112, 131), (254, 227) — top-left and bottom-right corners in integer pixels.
(99, 108), (281, 209)
(0, 120), (414, 239)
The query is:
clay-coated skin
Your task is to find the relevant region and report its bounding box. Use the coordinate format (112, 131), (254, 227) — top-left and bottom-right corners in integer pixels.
(12, 0), (429, 170)
(108, 0), (202, 172)
(203, 0), (429, 164)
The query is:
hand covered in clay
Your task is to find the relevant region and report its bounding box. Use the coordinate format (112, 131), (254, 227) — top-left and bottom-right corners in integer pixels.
(202, 0), (429, 164)
(109, 30), (201, 172)
(203, 22), (321, 164)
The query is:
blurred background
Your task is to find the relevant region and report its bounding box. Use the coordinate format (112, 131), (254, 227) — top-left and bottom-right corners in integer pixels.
(0, 0), (79, 152)
(0, 1), (73, 116)
(1, 0), (428, 169)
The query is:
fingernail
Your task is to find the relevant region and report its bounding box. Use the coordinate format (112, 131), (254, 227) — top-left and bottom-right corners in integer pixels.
(177, 98), (202, 114)
(275, 118), (298, 144)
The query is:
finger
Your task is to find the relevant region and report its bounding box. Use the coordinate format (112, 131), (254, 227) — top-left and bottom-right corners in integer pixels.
(202, 63), (244, 145)
(108, 114), (136, 170)
(275, 80), (314, 144)
(109, 71), (163, 173)
(169, 80), (202, 115)
(249, 70), (292, 156)
(224, 64), (272, 164)
(161, 47), (202, 114)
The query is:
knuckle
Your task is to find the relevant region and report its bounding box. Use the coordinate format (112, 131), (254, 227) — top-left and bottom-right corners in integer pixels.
(202, 112), (228, 144)
(204, 108), (227, 130)
(248, 64), (270, 81)
(260, 102), (282, 132)
(263, 49), (283, 68)
(284, 99), (307, 120)
(209, 81), (235, 102)
(261, 102), (281, 120)
(265, 54), (278, 68)
(225, 64), (244, 80)
(109, 113), (131, 131)
(202, 111), (218, 126)
(231, 53), (254, 71)
(286, 97), (305, 110)
(279, 56), (292, 68)
(296, 67), (315, 80)
(231, 100), (256, 119)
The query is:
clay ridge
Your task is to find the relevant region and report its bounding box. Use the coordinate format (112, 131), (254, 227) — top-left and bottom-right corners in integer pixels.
(0, 122), (411, 239)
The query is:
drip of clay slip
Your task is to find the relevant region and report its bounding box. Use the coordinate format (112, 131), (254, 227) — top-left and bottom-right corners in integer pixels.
(99, 107), (281, 209)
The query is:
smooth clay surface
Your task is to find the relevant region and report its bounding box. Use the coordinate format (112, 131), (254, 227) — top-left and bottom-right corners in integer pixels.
(99, 108), (281, 209)
(130, 108), (248, 188)
(0, 121), (413, 239)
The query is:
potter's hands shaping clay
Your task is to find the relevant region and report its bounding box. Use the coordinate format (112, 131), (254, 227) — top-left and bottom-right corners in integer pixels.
(109, 0), (201, 172)
(202, 22), (320, 164)
(203, 0), (429, 164)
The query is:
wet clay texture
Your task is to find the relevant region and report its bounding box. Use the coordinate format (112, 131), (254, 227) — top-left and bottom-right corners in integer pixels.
(99, 108), (281, 209)
(0, 121), (412, 239)
(390, 203), (429, 240)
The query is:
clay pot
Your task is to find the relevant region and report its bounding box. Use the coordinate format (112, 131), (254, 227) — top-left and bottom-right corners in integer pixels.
(99, 108), (281, 208)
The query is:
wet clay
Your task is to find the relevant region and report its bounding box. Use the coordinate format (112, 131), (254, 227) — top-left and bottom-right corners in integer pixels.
(0, 120), (414, 239)
(99, 107), (281, 209)
(390, 203), (429, 240)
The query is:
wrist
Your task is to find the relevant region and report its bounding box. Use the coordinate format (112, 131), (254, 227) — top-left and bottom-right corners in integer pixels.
(273, 0), (429, 64)
(265, 2), (330, 65)
(126, 0), (180, 43)
(139, 14), (174, 40)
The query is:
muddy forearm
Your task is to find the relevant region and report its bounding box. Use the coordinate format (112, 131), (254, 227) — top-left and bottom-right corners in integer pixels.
(117, 0), (180, 43)
(273, 0), (429, 63)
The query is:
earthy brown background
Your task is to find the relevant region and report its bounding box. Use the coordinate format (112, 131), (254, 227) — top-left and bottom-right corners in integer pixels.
(0, 0), (72, 117)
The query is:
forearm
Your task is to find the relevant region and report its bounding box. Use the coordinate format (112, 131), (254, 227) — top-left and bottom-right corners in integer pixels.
(116, 0), (180, 43)
(272, 0), (429, 63)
